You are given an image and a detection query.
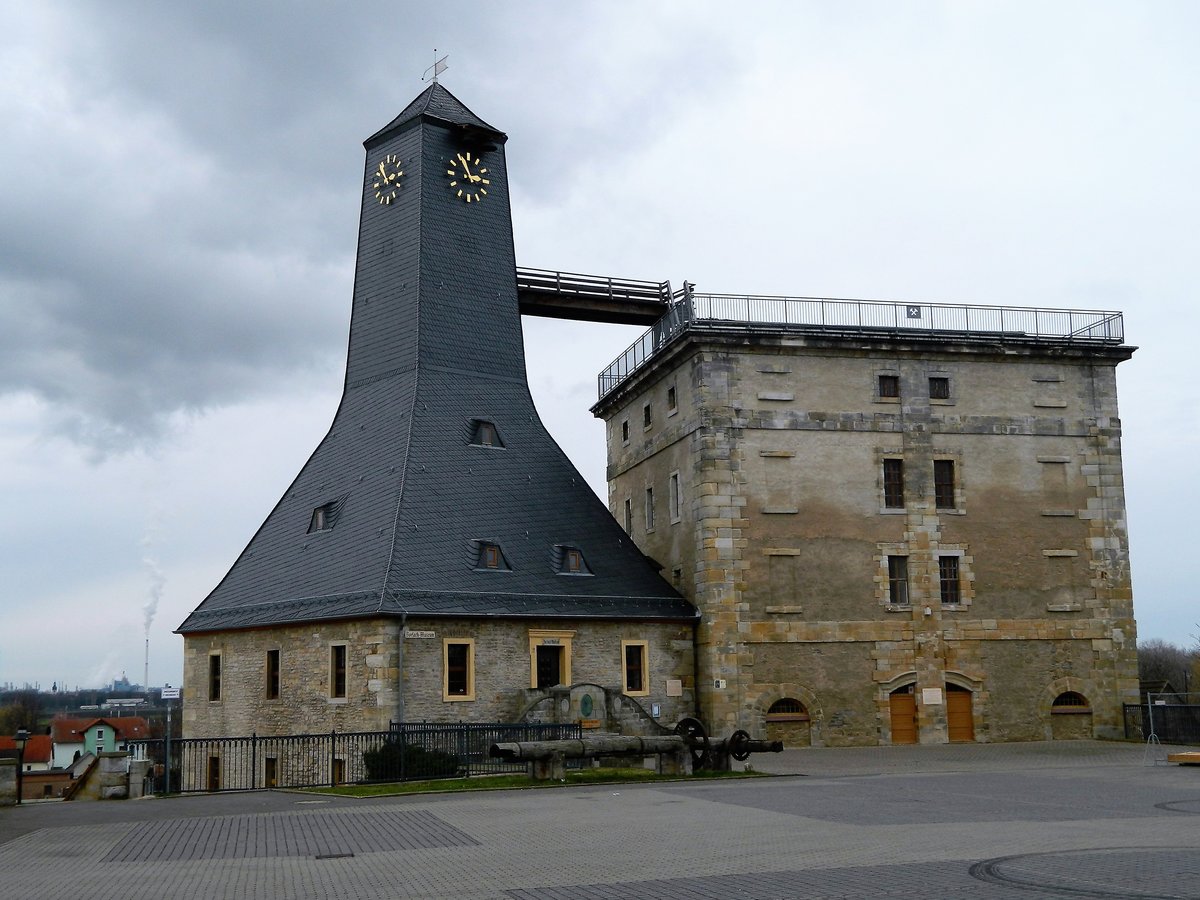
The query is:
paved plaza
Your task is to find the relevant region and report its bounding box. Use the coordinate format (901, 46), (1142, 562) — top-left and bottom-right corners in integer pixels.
(1, 741), (1198, 898)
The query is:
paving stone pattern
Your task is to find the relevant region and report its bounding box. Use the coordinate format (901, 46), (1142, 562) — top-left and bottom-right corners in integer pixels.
(102, 807), (478, 862)
(2, 742), (1199, 899)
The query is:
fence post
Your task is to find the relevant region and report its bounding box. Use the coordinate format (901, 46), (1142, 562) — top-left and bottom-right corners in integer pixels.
(330, 730), (336, 787)
(251, 733), (257, 791)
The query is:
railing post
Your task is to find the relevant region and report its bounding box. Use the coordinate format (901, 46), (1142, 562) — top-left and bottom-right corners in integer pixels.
(251, 732), (257, 791)
(330, 730), (336, 787)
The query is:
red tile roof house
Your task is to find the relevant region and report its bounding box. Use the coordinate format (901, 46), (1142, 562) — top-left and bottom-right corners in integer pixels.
(50, 716), (151, 769)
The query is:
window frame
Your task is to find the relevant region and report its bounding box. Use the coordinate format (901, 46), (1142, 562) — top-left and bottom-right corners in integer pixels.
(934, 459), (957, 510)
(620, 419), (629, 444)
(883, 458), (905, 509)
(668, 471), (682, 523)
(644, 486), (655, 531)
(887, 555), (910, 606)
(621, 640), (650, 697)
(208, 653), (222, 702)
(329, 644), (348, 700)
(442, 638), (476, 701)
(877, 373), (900, 399)
(667, 385), (677, 414)
(265, 648), (280, 700)
(623, 497), (632, 533)
(929, 376), (951, 400)
(938, 555), (962, 606)
(528, 629), (574, 689)
(643, 403), (652, 429)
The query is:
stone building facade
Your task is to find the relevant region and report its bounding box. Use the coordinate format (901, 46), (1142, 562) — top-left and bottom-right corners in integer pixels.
(593, 301), (1138, 745)
(183, 617), (695, 738)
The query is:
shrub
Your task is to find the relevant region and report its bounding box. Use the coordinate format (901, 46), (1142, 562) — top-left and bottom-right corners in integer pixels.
(363, 740), (459, 782)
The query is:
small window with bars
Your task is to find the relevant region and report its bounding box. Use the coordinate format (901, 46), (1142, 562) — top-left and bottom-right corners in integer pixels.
(878, 374), (900, 398)
(888, 555), (910, 606)
(883, 458), (905, 509)
(929, 376), (950, 400)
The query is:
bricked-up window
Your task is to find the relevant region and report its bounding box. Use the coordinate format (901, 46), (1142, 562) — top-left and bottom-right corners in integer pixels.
(643, 403), (652, 428)
(330, 644), (347, 699)
(208, 654), (221, 701)
(878, 374), (900, 398)
(622, 640), (649, 696)
(669, 472), (682, 523)
(883, 458), (905, 508)
(443, 639), (475, 701)
(266, 649), (280, 700)
(929, 376), (950, 399)
(939, 556), (961, 605)
(888, 556), (910, 606)
(934, 460), (956, 509)
(645, 487), (655, 530)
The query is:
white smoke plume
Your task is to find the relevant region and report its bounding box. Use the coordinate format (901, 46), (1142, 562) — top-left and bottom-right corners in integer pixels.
(141, 529), (165, 637)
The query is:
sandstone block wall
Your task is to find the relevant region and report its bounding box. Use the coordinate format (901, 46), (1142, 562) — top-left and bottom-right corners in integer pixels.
(183, 616), (694, 738)
(598, 331), (1138, 745)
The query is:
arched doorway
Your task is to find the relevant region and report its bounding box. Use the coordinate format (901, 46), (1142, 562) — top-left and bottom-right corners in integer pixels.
(765, 698), (811, 747)
(889, 685), (918, 744)
(946, 684), (975, 742)
(1050, 691), (1092, 739)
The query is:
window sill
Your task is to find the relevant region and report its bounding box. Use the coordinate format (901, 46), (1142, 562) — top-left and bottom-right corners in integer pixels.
(327, 697), (348, 705)
(623, 689), (651, 699)
(879, 507), (906, 515)
(762, 507), (799, 515)
(937, 508), (966, 516)
(764, 605), (803, 615)
(1051, 707), (1092, 715)
(884, 604), (912, 613)
(667, 408), (678, 418)
(442, 695), (476, 702)
(874, 396), (901, 404)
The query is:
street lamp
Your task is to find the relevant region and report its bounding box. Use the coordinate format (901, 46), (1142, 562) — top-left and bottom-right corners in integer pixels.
(13, 727), (30, 806)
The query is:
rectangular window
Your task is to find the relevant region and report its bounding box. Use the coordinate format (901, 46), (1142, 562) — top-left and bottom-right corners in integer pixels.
(667, 385), (677, 412)
(668, 472), (681, 523)
(208, 654), (222, 701)
(934, 459), (956, 509)
(939, 556), (961, 605)
(878, 374), (900, 398)
(330, 645), (347, 699)
(482, 544), (501, 568)
(621, 420), (629, 443)
(266, 649), (280, 700)
(643, 403), (652, 428)
(443, 639), (475, 700)
(529, 630), (574, 689)
(645, 487), (655, 530)
(623, 498), (632, 533)
(929, 376), (950, 399)
(888, 556), (910, 606)
(565, 548), (583, 573)
(622, 641), (649, 696)
(883, 458), (904, 508)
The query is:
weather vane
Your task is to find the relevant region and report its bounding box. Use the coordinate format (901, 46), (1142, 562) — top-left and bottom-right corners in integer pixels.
(423, 50), (449, 84)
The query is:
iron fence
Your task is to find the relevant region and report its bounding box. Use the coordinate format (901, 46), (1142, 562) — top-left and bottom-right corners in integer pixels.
(130, 721), (582, 794)
(1123, 703), (1200, 744)
(597, 293), (1124, 400)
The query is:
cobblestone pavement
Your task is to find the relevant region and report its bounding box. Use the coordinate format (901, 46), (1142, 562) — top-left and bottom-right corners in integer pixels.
(1, 741), (1198, 899)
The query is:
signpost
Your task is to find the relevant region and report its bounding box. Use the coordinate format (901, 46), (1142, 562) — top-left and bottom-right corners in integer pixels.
(161, 686), (180, 793)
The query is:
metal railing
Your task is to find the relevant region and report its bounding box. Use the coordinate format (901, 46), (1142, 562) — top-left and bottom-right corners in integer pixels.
(597, 292), (1125, 400)
(130, 721), (582, 793)
(516, 267), (671, 305)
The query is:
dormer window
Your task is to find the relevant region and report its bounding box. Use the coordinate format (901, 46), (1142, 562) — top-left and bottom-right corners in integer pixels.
(470, 419), (504, 448)
(308, 500), (338, 533)
(555, 545), (592, 576)
(475, 541), (509, 571)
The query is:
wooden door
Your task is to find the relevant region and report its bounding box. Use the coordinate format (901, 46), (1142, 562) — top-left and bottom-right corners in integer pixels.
(890, 689), (918, 744)
(946, 686), (975, 742)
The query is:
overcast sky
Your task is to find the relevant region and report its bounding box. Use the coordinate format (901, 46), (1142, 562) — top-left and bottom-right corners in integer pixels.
(2, 1), (1197, 692)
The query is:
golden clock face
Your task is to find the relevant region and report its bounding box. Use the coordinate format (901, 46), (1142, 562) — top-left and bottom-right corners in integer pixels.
(446, 151), (489, 203)
(372, 153), (404, 205)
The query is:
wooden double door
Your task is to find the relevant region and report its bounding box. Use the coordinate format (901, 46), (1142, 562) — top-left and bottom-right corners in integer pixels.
(890, 684), (975, 744)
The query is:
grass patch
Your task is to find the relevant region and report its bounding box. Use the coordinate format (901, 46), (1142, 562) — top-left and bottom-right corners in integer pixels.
(302, 766), (764, 798)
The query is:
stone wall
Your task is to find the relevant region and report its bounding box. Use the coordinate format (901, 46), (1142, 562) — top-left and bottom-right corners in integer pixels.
(184, 616), (695, 738)
(596, 329), (1139, 745)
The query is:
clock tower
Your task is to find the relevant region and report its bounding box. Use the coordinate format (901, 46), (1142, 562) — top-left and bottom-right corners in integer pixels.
(178, 80), (695, 723)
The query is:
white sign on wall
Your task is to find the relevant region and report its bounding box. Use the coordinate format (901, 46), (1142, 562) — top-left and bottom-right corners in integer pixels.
(404, 629), (435, 639)
(922, 688), (944, 705)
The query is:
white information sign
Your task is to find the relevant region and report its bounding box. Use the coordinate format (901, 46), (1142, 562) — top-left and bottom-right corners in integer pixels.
(161, 687), (181, 699)
(922, 688), (943, 705)
(404, 629), (435, 639)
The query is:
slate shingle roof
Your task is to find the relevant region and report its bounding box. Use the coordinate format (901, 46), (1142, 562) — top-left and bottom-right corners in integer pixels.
(178, 86), (695, 635)
(364, 83), (504, 148)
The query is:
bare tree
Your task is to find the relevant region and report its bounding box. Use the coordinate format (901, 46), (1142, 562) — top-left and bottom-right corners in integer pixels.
(1138, 638), (1197, 694)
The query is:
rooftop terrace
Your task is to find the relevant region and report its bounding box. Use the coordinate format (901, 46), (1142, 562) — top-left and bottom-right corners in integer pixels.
(597, 291), (1125, 400)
